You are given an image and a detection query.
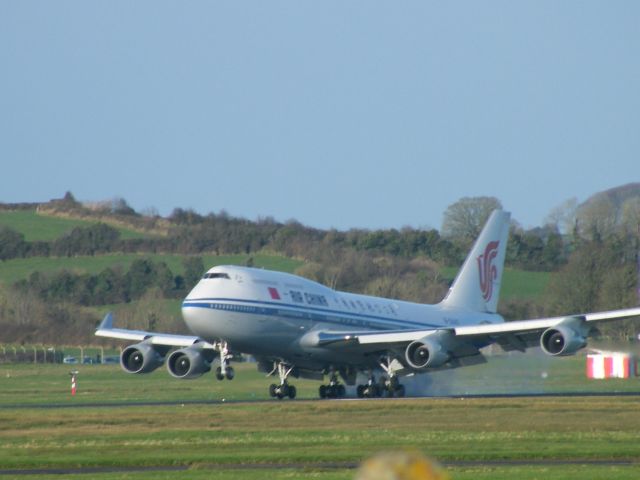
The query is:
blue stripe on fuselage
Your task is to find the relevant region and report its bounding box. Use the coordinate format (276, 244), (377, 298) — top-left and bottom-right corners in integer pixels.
(181, 297), (441, 331)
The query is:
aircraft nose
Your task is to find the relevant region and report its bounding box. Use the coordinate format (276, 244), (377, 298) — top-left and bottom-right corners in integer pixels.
(181, 301), (196, 322)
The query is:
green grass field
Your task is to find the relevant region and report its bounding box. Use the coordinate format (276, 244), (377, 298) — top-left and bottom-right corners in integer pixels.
(0, 253), (303, 285)
(442, 266), (550, 301)
(0, 210), (147, 241)
(1, 356), (640, 479)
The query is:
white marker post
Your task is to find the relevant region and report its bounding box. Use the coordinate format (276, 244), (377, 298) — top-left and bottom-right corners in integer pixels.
(69, 370), (79, 396)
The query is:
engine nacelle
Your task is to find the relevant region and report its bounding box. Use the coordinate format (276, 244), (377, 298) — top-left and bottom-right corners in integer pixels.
(540, 325), (587, 356)
(166, 346), (213, 379)
(121, 342), (165, 374)
(405, 336), (450, 370)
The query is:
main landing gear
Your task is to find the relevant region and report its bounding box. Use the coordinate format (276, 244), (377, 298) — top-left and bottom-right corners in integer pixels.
(318, 371), (346, 399)
(356, 356), (406, 398)
(356, 374), (405, 398)
(268, 362), (297, 400)
(214, 341), (235, 381)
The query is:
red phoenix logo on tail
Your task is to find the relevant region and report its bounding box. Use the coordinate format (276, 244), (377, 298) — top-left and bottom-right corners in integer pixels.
(477, 241), (500, 302)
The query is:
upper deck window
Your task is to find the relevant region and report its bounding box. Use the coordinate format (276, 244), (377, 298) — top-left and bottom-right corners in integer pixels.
(203, 272), (231, 280)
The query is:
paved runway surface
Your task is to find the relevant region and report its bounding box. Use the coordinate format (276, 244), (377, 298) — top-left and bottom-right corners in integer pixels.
(1, 459), (638, 476)
(2, 391), (640, 409)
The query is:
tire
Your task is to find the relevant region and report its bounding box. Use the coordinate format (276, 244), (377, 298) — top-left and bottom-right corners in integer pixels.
(215, 367), (224, 381)
(288, 385), (297, 399)
(328, 385), (336, 398)
(396, 384), (406, 398)
(225, 366), (235, 380)
(280, 383), (290, 398)
(356, 385), (365, 398)
(319, 385), (327, 399)
(269, 384), (277, 397)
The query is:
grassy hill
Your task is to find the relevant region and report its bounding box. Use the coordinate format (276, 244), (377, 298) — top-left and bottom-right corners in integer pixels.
(0, 209), (149, 241)
(441, 266), (550, 301)
(0, 253), (303, 286)
(0, 206), (552, 310)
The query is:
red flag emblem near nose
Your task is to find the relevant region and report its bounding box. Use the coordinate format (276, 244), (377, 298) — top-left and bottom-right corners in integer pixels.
(268, 287), (281, 300)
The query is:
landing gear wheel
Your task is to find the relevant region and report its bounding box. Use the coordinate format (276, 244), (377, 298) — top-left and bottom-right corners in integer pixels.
(395, 384), (406, 398)
(319, 385), (328, 398)
(318, 371), (346, 399)
(215, 341), (234, 381)
(288, 385), (297, 399)
(267, 362), (297, 400)
(357, 384), (376, 398)
(275, 383), (290, 400)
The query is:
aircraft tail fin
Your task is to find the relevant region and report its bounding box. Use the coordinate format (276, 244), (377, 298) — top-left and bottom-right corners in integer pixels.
(440, 209), (511, 314)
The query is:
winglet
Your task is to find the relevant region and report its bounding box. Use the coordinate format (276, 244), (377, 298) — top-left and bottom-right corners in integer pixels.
(97, 312), (114, 331)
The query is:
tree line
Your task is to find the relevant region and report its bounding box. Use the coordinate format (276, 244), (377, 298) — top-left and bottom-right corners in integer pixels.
(12, 257), (205, 307)
(1, 209), (567, 273)
(0, 191), (638, 344)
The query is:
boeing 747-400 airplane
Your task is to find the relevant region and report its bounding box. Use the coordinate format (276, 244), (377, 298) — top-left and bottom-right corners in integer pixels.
(96, 210), (640, 399)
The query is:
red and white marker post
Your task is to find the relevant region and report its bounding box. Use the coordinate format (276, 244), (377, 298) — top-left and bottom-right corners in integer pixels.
(69, 370), (79, 396)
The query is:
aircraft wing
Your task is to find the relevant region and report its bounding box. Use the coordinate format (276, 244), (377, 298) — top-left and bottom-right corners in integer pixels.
(454, 306), (640, 337)
(94, 312), (215, 349)
(307, 306), (640, 352)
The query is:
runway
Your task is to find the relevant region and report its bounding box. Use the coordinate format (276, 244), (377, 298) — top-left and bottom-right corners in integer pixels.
(1, 459), (638, 476)
(1, 390), (640, 410)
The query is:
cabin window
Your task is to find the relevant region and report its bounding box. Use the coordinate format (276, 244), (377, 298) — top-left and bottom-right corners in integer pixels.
(203, 273), (231, 279)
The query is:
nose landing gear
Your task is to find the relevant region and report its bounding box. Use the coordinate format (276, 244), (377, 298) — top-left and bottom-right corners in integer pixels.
(214, 341), (234, 381)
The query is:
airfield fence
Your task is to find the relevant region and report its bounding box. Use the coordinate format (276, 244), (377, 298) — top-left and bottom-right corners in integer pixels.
(0, 345), (121, 365)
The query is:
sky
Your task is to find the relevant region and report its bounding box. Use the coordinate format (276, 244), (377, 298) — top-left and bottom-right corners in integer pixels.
(1, 2), (639, 231)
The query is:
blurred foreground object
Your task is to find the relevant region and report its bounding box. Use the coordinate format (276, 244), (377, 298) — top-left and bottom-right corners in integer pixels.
(355, 451), (449, 480)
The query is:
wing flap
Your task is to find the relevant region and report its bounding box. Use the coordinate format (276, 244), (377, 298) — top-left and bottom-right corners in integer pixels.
(300, 328), (439, 348)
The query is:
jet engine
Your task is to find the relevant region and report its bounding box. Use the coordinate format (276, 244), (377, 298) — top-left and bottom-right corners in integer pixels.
(540, 324), (587, 356)
(120, 341), (166, 374)
(166, 346), (214, 379)
(404, 335), (450, 370)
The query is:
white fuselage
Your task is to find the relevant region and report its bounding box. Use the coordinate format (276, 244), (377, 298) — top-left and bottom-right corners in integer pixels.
(181, 265), (502, 370)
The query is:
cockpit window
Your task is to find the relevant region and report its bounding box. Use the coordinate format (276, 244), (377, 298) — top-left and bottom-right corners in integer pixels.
(203, 272), (230, 279)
